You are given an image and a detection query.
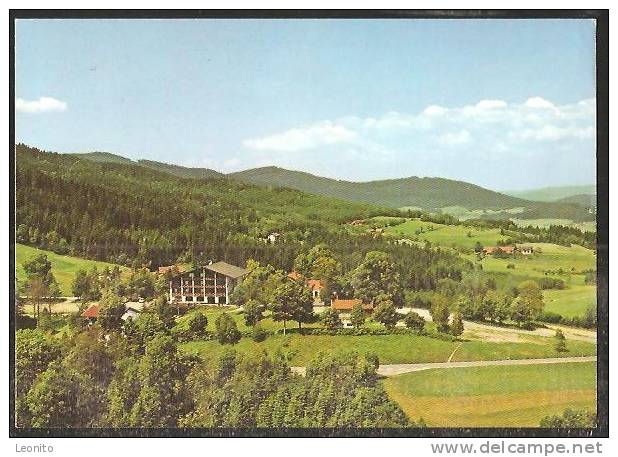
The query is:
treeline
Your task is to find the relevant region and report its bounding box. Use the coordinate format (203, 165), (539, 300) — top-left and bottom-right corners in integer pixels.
(16, 326), (412, 428)
(16, 144), (470, 292)
(398, 209), (595, 250)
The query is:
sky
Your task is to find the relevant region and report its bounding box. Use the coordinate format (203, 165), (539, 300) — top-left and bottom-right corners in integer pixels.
(15, 19), (597, 191)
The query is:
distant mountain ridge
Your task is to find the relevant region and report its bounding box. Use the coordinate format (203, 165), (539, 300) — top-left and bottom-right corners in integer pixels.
(228, 166), (526, 210)
(70, 151), (223, 180)
(137, 159), (223, 179)
(504, 185), (596, 202)
(70, 151), (134, 165)
(68, 151), (594, 222)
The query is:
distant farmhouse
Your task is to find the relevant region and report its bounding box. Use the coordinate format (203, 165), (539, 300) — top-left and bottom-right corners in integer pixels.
(81, 303), (100, 322)
(158, 264), (188, 275)
(288, 271), (325, 306)
(80, 301), (143, 322)
(483, 245), (516, 255)
(331, 298), (373, 313)
(266, 232), (281, 244)
(482, 245), (534, 256)
(166, 261), (248, 305)
(519, 246), (534, 255)
(307, 279), (324, 302)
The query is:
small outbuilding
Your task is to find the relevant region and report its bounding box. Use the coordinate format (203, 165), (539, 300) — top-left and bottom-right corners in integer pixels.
(331, 299), (373, 313)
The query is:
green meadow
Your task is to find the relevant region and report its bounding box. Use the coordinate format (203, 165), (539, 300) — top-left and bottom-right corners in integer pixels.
(383, 218), (505, 250)
(15, 243), (126, 296)
(383, 362), (597, 427)
(180, 328), (596, 366)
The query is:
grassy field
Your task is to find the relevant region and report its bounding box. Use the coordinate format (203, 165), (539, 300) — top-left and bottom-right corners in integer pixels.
(383, 362), (596, 427)
(511, 218), (596, 233)
(440, 206), (525, 220)
(474, 243), (596, 279)
(468, 243), (596, 319)
(180, 330), (596, 366)
(544, 285), (597, 318)
(384, 218), (505, 250)
(15, 243), (126, 296)
(384, 215), (597, 320)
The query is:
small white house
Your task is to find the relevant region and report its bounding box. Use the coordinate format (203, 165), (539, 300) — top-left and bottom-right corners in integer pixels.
(266, 232), (281, 244)
(520, 246), (534, 255)
(121, 306), (141, 321)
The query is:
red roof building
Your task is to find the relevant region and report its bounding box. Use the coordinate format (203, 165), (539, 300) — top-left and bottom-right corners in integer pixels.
(482, 245), (516, 255)
(331, 299), (373, 312)
(81, 304), (100, 319)
(158, 265), (187, 275)
(287, 271), (303, 281)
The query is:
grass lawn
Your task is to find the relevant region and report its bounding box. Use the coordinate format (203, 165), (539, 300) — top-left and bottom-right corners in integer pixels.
(15, 243), (127, 296)
(180, 332), (596, 366)
(473, 243), (596, 280)
(181, 333), (460, 366)
(173, 307), (325, 334)
(466, 242), (596, 319)
(511, 218), (596, 233)
(544, 285), (597, 318)
(383, 362), (596, 427)
(384, 219), (505, 250)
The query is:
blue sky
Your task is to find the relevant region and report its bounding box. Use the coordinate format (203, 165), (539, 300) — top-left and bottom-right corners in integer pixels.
(15, 19), (596, 190)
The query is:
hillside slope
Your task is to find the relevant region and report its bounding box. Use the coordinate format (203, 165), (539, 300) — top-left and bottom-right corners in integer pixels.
(505, 185), (596, 202)
(229, 166), (525, 209)
(138, 159), (224, 180)
(69, 151), (134, 165)
(65, 149), (593, 222)
(228, 167), (593, 221)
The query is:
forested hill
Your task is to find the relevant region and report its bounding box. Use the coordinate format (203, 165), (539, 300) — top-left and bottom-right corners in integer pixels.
(69, 151), (224, 180)
(228, 166), (594, 221)
(137, 159), (223, 180)
(229, 166), (523, 209)
(16, 144), (469, 289)
(68, 151), (593, 221)
(69, 151), (134, 165)
(504, 185), (596, 202)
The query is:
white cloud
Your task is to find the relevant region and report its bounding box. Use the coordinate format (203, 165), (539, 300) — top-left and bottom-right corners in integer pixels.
(16, 96), (67, 113)
(238, 96), (595, 188)
(438, 129), (472, 146)
(423, 105), (447, 116)
(518, 125), (595, 141)
(476, 99), (508, 109)
(242, 121), (357, 152)
(241, 97), (595, 174)
(524, 96), (556, 110)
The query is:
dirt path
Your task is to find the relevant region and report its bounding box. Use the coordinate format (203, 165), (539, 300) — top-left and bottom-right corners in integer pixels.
(291, 355), (596, 377)
(376, 356), (597, 376)
(402, 308), (597, 344)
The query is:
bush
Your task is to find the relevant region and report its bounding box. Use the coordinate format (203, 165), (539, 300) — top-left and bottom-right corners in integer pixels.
(215, 313), (241, 345)
(449, 311), (464, 336)
(506, 263), (515, 269)
(403, 311), (425, 332)
(321, 308), (343, 330)
(537, 277), (565, 290)
(519, 321), (537, 330)
(186, 312), (209, 337)
(350, 303), (366, 329)
(252, 324), (268, 342)
(538, 311), (563, 324)
(373, 300), (399, 329)
(554, 329), (567, 353)
(540, 408), (596, 428)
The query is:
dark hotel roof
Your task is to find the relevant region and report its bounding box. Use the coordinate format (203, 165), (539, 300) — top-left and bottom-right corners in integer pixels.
(205, 261), (249, 279)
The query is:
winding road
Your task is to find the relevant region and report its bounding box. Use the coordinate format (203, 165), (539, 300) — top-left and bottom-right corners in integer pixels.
(375, 355), (597, 376)
(291, 355), (597, 377)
